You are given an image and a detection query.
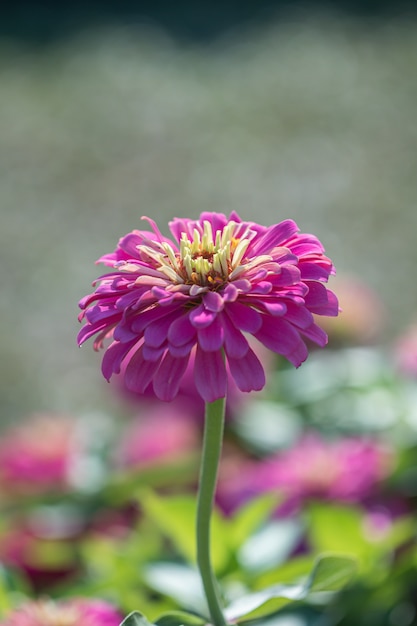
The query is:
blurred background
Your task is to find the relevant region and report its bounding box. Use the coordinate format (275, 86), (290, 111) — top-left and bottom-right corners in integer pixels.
(2, 4), (417, 626)
(1, 0), (417, 420)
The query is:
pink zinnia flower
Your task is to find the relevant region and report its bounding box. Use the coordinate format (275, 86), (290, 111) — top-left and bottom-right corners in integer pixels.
(115, 404), (199, 468)
(218, 434), (394, 513)
(258, 434), (394, 503)
(3, 597), (123, 626)
(78, 212), (338, 402)
(0, 414), (75, 496)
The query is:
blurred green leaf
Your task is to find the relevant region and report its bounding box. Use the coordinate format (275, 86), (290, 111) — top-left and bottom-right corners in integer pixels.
(306, 504), (374, 569)
(225, 554), (356, 622)
(308, 554), (357, 592)
(120, 611), (155, 626)
(144, 563), (208, 616)
(0, 565), (14, 617)
(228, 493), (282, 552)
(225, 579), (306, 622)
(253, 556), (316, 591)
(104, 457), (199, 506)
(238, 519), (303, 574)
(155, 610), (207, 626)
(140, 491), (230, 572)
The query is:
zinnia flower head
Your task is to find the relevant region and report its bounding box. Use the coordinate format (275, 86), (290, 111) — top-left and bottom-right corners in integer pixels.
(3, 598), (122, 626)
(217, 433), (394, 513)
(0, 413), (75, 496)
(78, 212), (338, 402)
(115, 404), (199, 468)
(259, 434), (394, 503)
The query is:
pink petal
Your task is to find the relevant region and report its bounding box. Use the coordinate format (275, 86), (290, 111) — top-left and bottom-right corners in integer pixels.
(270, 265), (301, 286)
(142, 344), (167, 361)
(258, 300), (287, 316)
(190, 304), (217, 329)
(288, 236), (324, 256)
(153, 353), (190, 401)
(222, 313), (250, 359)
(124, 345), (162, 393)
(299, 262), (332, 281)
(249, 281), (273, 295)
(225, 301), (262, 333)
(144, 310), (180, 348)
(131, 303), (176, 333)
(255, 316), (308, 366)
(168, 313), (197, 346)
(203, 290), (224, 313)
(199, 211), (229, 235)
(168, 341), (196, 358)
(118, 232), (145, 258)
(194, 347), (227, 402)
(78, 320), (114, 346)
(301, 323), (328, 347)
(222, 284), (239, 302)
(228, 347), (266, 392)
(251, 220), (299, 255)
(101, 340), (136, 379)
(305, 282), (339, 316)
(282, 301), (314, 329)
(113, 323), (139, 343)
(197, 316), (224, 351)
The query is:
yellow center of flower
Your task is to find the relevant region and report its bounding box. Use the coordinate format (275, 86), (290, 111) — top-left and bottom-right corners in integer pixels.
(138, 220), (252, 288)
(175, 220), (250, 286)
(120, 219), (273, 291)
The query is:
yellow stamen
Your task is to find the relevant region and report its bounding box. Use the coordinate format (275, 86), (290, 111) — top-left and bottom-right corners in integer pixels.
(121, 220), (260, 289)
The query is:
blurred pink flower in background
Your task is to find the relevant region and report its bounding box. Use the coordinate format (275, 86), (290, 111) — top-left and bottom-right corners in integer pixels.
(3, 597), (123, 626)
(115, 404), (200, 468)
(393, 321), (417, 378)
(78, 212), (337, 402)
(217, 433), (394, 514)
(0, 414), (76, 496)
(314, 274), (386, 347)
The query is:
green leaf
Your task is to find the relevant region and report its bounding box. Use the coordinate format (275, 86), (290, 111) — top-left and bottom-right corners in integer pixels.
(140, 491), (229, 572)
(120, 611), (155, 626)
(0, 566), (12, 617)
(0, 563), (31, 617)
(238, 519), (303, 574)
(253, 555), (316, 590)
(306, 503), (382, 572)
(105, 457), (199, 505)
(144, 563), (208, 615)
(308, 554), (357, 592)
(229, 493), (282, 551)
(155, 610), (207, 626)
(225, 554), (357, 622)
(225, 580), (306, 622)
(140, 492), (196, 564)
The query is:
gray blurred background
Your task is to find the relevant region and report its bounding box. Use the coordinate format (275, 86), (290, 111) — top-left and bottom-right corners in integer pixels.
(1, 1), (416, 420)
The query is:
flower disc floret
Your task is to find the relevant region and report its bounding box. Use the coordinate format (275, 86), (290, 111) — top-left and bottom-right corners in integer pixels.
(78, 211), (338, 402)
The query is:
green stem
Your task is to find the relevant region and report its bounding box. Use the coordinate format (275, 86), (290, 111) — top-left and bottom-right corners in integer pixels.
(196, 397), (227, 626)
